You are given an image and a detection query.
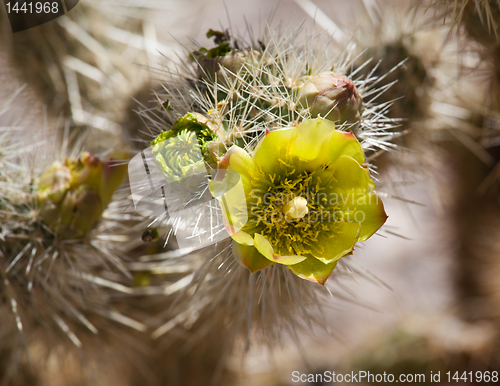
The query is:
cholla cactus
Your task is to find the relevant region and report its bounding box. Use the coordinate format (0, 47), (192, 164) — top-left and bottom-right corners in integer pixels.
(0, 108), (145, 382)
(130, 23), (398, 359)
(189, 28), (368, 133)
(414, 0), (500, 45)
(351, 1), (443, 125)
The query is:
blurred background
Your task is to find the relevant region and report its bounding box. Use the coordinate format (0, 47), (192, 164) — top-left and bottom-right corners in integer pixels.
(1, 0), (499, 385)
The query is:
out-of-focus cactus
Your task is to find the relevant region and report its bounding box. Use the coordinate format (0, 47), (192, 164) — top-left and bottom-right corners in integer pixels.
(351, 3), (440, 128)
(37, 151), (128, 238)
(0, 0), (188, 152)
(415, 0), (500, 45)
(0, 118), (144, 385)
(462, 1), (500, 47)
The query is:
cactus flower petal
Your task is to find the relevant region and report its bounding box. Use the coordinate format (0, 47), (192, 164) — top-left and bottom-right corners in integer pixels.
(215, 146), (256, 185)
(356, 192), (389, 242)
(289, 118), (336, 170)
(326, 131), (365, 165)
(289, 257), (338, 285)
(309, 221), (360, 265)
(230, 229), (254, 246)
(253, 129), (293, 175)
(329, 155), (371, 193)
(254, 233), (275, 261)
(274, 255), (308, 265)
(211, 169), (249, 237)
(232, 241), (274, 273)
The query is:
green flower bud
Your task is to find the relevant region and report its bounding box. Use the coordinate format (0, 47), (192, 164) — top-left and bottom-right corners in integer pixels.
(37, 161), (72, 204)
(297, 72), (363, 130)
(152, 129), (205, 182)
(151, 112), (226, 180)
(71, 186), (104, 236)
(36, 151), (128, 238)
